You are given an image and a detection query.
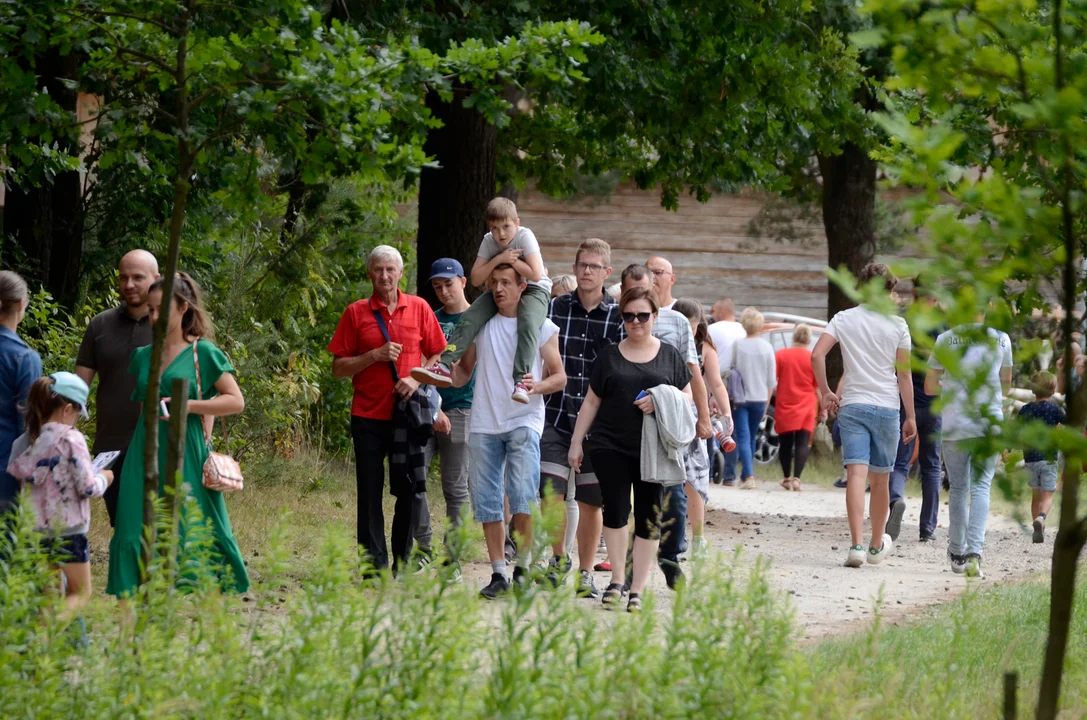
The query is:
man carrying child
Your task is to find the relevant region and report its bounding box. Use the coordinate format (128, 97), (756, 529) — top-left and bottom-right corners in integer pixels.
(413, 197), (552, 405)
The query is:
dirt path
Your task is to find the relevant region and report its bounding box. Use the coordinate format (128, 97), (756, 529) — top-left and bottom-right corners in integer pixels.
(460, 479), (1050, 638)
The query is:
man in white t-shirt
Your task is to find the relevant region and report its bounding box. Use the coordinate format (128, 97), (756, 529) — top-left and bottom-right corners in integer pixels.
(708, 298), (747, 484)
(925, 321), (1012, 579)
(812, 264), (917, 569)
(451, 264), (566, 600)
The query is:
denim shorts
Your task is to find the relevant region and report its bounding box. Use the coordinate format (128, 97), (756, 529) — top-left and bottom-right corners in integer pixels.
(1026, 460), (1059, 492)
(468, 426), (541, 523)
(837, 403), (900, 473)
(42, 533), (90, 564)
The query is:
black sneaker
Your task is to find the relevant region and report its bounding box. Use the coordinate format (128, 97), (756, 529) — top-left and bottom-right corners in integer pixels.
(833, 477), (848, 489)
(480, 573), (510, 600)
(546, 555), (572, 588)
(661, 560), (685, 591)
(919, 531), (937, 543)
(576, 569), (600, 599)
(511, 565), (530, 591)
(886, 500), (906, 542)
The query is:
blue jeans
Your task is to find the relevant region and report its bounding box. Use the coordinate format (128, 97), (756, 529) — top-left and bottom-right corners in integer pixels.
(943, 440), (997, 558)
(468, 427), (541, 524)
(837, 404), (900, 473)
(733, 402), (767, 479)
(658, 483), (687, 564)
(889, 406), (942, 535)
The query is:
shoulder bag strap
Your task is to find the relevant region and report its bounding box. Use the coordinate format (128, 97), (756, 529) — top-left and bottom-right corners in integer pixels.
(370, 309), (400, 382)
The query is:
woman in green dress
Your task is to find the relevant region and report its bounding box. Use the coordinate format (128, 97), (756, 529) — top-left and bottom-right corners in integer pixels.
(106, 272), (249, 597)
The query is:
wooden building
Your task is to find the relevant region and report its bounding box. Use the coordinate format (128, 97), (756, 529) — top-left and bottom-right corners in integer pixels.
(516, 183), (831, 319)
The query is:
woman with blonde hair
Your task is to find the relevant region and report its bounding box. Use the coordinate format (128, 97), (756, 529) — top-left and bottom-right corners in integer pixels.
(731, 308), (776, 489)
(774, 324), (821, 491)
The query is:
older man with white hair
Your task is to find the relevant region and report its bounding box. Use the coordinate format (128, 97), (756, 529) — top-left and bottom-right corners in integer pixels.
(329, 246), (447, 574)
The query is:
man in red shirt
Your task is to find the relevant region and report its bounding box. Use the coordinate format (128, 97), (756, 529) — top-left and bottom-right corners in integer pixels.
(328, 245), (446, 572)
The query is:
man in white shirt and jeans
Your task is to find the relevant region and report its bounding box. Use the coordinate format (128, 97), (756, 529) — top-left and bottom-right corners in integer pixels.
(925, 320), (1012, 579)
(709, 297), (746, 485)
(451, 264), (566, 599)
(812, 264), (917, 568)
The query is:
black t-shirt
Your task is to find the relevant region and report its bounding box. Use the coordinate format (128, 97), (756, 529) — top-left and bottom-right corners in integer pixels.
(586, 342), (692, 458)
(1018, 400), (1066, 463)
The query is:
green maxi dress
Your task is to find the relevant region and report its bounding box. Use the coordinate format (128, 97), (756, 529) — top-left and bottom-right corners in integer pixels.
(106, 339), (249, 596)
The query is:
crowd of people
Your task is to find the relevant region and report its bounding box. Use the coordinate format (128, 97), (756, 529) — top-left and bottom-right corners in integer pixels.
(0, 196), (1068, 617)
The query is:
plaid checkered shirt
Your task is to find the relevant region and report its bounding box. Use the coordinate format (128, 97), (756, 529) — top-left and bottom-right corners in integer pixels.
(545, 291), (623, 435)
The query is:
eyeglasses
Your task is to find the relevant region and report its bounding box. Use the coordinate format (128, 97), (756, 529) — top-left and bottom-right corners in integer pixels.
(649, 268), (672, 277)
(575, 262), (608, 274)
(621, 311), (652, 324)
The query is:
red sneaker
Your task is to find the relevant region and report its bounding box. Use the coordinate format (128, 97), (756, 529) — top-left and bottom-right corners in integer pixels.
(411, 363), (452, 388)
(512, 382), (531, 404)
(594, 561), (612, 572)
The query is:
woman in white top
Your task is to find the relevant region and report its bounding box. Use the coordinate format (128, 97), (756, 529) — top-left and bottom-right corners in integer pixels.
(732, 308), (777, 489)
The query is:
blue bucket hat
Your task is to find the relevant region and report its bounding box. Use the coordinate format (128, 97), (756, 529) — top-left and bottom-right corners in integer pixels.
(49, 372), (90, 419)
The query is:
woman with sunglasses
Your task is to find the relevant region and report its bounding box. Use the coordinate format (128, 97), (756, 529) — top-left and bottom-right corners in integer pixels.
(568, 287), (691, 611)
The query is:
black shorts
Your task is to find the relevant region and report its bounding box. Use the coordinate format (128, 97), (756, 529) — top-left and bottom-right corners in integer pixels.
(42, 533), (89, 564)
(539, 426), (603, 507)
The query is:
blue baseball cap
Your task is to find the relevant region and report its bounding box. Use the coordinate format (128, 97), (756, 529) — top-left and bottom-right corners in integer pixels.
(49, 372), (90, 418)
(429, 258), (464, 281)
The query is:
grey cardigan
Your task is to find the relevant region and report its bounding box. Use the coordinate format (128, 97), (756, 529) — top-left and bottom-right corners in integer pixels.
(640, 384), (696, 486)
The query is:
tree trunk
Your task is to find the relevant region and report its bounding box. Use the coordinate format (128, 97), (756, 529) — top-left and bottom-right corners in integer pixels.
(3, 48), (84, 307)
(415, 87), (497, 305)
(817, 142), (877, 388)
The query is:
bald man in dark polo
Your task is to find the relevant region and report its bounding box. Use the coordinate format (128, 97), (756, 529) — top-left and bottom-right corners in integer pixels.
(75, 250), (160, 527)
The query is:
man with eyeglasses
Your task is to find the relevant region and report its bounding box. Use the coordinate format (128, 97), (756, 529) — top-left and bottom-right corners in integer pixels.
(647, 256), (677, 310)
(620, 263), (712, 590)
(543, 238), (623, 599)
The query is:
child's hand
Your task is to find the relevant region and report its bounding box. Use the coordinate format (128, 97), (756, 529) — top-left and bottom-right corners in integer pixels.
(498, 247), (523, 265)
(101, 470), (114, 486)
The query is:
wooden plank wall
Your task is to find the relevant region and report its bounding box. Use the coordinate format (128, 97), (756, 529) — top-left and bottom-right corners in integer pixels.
(516, 184), (831, 319)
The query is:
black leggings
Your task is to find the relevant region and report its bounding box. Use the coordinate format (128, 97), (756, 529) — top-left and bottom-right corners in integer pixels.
(779, 430), (812, 479)
(590, 449), (664, 540)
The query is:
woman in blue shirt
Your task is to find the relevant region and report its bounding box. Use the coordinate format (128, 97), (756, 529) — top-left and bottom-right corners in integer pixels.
(0, 271), (42, 514)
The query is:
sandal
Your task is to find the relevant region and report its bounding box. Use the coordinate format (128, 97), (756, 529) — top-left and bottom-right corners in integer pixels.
(601, 582), (625, 607)
(780, 478), (792, 491)
(627, 593), (642, 613)
(791, 478), (802, 491)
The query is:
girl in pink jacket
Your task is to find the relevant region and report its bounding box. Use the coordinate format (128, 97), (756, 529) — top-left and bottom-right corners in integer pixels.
(8, 372), (112, 614)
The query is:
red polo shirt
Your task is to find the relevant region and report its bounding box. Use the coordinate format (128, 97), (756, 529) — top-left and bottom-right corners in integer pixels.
(328, 291), (446, 420)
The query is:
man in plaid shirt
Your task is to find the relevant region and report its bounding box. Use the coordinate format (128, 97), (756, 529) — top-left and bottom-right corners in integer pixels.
(542, 238), (623, 599)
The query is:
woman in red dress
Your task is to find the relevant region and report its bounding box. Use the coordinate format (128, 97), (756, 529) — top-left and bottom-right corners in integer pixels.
(774, 324), (822, 491)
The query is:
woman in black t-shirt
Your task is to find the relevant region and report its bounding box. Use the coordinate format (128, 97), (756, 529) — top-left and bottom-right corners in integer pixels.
(569, 287), (691, 612)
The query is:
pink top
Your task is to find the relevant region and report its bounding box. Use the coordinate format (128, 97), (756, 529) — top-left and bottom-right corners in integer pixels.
(7, 422), (108, 536)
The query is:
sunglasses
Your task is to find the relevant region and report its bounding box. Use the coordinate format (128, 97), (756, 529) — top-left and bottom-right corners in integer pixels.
(622, 311), (652, 324)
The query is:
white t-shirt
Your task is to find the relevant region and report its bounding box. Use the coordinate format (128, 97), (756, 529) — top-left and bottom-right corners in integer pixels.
(929, 325), (1013, 441)
(477, 226), (552, 293)
(708, 321), (746, 374)
(733, 337), (777, 403)
(470, 315), (559, 436)
(824, 306), (912, 410)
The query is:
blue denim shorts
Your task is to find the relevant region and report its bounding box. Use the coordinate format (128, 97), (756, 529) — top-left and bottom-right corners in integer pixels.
(468, 426), (541, 523)
(1026, 460), (1059, 492)
(837, 404), (900, 473)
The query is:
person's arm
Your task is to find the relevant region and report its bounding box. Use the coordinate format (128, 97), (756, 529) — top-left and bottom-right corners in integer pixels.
(470, 247), (526, 287)
(67, 432), (111, 498)
(702, 345), (732, 418)
(189, 372), (245, 417)
(689, 365), (712, 439)
(332, 352), (378, 379)
(515, 251), (544, 283)
(924, 368), (944, 397)
(896, 347), (917, 443)
(451, 344), (478, 388)
(75, 366), (95, 386)
(568, 389), (602, 472)
(525, 335), (566, 396)
(811, 332), (840, 415)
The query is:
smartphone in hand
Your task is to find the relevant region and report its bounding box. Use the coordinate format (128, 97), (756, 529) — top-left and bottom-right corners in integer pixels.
(159, 399), (170, 419)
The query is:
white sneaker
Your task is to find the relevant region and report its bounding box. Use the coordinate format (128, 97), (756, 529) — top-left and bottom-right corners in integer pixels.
(867, 534), (893, 565)
(845, 544), (866, 568)
(949, 552), (967, 574)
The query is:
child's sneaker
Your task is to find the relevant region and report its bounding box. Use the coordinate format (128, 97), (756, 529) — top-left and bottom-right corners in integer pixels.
(1033, 515), (1046, 544)
(867, 534), (893, 565)
(964, 554), (985, 579)
(512, 382), (531, 404)
(949, 551), (967, 574)
(411, 362), (453, 388)
(844, 545), (866, 568)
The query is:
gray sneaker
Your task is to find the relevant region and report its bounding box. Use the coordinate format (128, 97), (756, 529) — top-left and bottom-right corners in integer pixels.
(949, 551), (967, 574)
(576, 569), (600, 599)
(886, 500), (906, 542)
(964, 554), (985, 579)
(1033, 515), (1046, 544)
